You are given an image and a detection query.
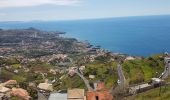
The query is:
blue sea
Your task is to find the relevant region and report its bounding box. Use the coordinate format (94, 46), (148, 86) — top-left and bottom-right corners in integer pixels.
(1, 15), (170, 56)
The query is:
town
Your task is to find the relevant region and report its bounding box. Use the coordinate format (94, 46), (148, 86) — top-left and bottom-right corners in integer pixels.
(0, 28), (170, 100)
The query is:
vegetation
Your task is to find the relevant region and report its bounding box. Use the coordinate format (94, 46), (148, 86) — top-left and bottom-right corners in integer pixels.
(126, 86), (170, 100)
(10, 96), (24, 100)
(23, 50), (53, 58)
(122, 54), (164, 84)
(85, 60), (118, 88)
(60, 75), (86, 90)
(57, 54), (165, 90)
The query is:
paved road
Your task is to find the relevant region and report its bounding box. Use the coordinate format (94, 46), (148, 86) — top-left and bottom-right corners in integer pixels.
(160, 63), (170, 79)
(117, 64), (126, 86)
(159, 57), (170, 79)
(75, 68), (94, 91)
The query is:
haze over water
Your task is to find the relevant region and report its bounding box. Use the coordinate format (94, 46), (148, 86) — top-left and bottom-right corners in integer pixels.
(1, 15), (170, 56)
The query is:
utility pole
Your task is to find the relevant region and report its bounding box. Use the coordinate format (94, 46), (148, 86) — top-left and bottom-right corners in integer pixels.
(159, 82), (162, 96)
(0, 67), (1, 75)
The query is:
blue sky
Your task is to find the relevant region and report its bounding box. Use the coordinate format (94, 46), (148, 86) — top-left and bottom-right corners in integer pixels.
(0, 0), (170, 21)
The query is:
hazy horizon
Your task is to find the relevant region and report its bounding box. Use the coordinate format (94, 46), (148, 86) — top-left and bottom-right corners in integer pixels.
(1, 0), (170, 21)
(0, 14), (170, 22)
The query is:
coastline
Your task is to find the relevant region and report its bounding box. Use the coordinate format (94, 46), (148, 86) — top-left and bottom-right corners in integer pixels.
(1, 15), (170, 56)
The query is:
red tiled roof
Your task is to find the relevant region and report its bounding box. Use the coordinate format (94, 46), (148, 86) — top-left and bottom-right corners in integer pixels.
(11, 88), (31, 100)
(4, 80), (17, 86)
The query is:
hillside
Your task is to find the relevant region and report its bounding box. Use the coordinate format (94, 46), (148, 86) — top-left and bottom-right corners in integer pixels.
(0, 28), (168, 100)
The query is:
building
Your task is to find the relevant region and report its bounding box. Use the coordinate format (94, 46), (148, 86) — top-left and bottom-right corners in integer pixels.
(87, 90), (113, 100)
(87, 82), (113, 100)
(49, 92), (67, 100)
(125, 56), (135, 61)
(164, 57), (170, 64)
(151, 78), (164, 87)
(67, 89), (86, 100)
(89, 75), (95, 79)
(11, 88), (31, 100)
(0, 85), (10, 93)
(79, 66), (86, 71)
(37, 83), (53, 91)
(0, 93), (6, 100)
(4, 80), (17, 86)
(129, 83), (153, 94)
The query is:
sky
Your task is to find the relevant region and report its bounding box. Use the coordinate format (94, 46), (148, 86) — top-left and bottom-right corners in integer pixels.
(0, 0), (170, 21)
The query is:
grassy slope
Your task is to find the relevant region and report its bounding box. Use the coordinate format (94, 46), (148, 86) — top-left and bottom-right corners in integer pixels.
(122, 54), (164, 84)
(126, 86), (170, 100)
(85, 61), (118, 88)
(71, 54), (165, 89)
(124, 54), (170, 100)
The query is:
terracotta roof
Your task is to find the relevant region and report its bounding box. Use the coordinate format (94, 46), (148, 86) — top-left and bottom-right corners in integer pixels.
(4, 80), (17, 86)
(11, 88), (31, 100)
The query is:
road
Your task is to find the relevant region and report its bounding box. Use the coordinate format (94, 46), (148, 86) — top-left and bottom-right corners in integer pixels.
(75, 68), (94, 91)
(159, 58), (170, 79)
(117, 64), (126, 86)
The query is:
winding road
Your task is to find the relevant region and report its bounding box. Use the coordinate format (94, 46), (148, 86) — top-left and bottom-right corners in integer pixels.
(117, 64), (126, 86)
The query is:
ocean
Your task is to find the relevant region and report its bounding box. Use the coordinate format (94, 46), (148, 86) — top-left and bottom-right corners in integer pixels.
(0, 15), (170, 56)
